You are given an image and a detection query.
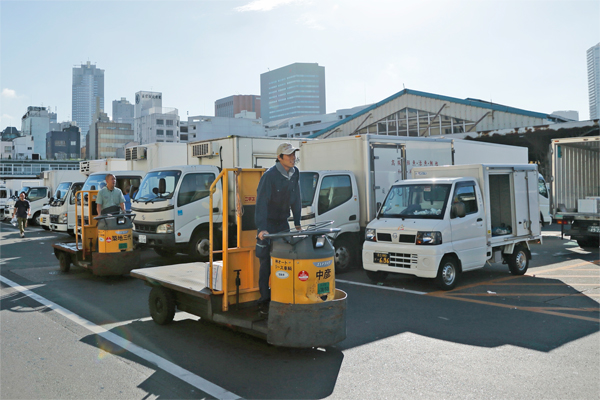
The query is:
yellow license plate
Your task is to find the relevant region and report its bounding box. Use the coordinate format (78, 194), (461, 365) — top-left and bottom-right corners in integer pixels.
(374, 253), (389, 264)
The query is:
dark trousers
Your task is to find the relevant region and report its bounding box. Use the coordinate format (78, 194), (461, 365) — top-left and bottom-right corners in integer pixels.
(256, 220), (290, 304)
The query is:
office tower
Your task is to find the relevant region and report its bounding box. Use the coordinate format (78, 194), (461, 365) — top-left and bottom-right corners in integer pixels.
(588, 43), (600, 119)
(72, 62), (104, 143)
(215, 95), (261, 118)
(88, 111), (134, 159)
(21, 106), (51, 159)
(260, 62), (326, 123)
(113, 97), (134, 126)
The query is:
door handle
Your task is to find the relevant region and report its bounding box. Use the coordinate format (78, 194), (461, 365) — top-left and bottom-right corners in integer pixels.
(477, 218), (483, 222)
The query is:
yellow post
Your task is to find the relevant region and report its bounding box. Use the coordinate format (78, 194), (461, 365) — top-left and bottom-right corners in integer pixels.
(222, 171), (229, 312)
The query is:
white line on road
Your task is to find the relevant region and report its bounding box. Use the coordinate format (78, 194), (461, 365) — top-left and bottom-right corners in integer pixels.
(336, 279), (427, 295)
(0, 275), (242, 400)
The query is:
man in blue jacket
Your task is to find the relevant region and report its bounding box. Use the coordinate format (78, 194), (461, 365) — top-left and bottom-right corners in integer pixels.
(255, 143), (302, 314)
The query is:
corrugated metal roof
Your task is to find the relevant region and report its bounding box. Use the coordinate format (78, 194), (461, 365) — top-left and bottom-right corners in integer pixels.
(309, 89), (567, 138)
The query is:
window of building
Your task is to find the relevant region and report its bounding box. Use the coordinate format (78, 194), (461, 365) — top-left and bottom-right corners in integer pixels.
(56, 140), (66, 146)
(166, 130), (173, 136)
(156, 119), (164, 125)
(71, 141), (77, 146)
(166, 120), (173, 126)
(157, 129), (164, 135)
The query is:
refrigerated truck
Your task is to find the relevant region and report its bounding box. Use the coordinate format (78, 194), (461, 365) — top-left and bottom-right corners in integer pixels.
(296, 135), (533, 271)
(550, 136), (600, 248)
(363, 164), (542, 289)
(132, 136), (303, 259)
(79, 158), (128, 176)
(48, 181), (85, 234)
(125, 142), (188, 173)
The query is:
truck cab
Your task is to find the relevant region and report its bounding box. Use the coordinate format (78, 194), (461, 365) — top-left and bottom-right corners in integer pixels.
(132, 165), (222, 259)
(4, 186), (50, 225)
(49, 181), (84, 234)
(299, 170), (360, 272)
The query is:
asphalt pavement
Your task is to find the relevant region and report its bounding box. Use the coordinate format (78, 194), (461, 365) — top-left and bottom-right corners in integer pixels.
(1, 221), (598, 399)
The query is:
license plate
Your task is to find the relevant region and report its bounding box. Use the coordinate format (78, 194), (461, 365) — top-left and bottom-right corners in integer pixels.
(374, 252), (389, 264)
(589, 226), (600, 233)
(317, 282), (330, 295)
(139, 235), (146, 243)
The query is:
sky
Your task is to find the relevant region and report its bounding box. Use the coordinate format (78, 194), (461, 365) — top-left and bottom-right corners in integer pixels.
(1, 0), (599, 130)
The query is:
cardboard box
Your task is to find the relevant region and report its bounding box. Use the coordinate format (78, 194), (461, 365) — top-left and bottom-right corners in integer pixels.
(205, 261), (223, 291)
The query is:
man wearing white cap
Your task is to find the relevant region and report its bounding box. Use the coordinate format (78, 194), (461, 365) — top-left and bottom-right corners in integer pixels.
(255, 143), (302, 314)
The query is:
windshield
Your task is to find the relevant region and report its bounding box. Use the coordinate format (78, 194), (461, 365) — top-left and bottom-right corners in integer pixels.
(54, 182), (71, 200)
(136, 170), (182, 202)
(379, 183), (451, 219)
(300, 172), (319, 207)
(82, 174), (107, 191)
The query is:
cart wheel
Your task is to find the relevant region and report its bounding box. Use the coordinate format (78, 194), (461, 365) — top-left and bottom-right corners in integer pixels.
(365, 270), (388, 282)
(154, 247), (178, 258)
(507, 245), (529, 275)
(149, 286), (176, 325)
(58, 252), (71, 273)
(436, 256), (460, 290)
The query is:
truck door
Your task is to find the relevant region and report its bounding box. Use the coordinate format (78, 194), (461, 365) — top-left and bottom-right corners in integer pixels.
(315, 173), (359, 230)
(514, 170), (540, 236)
(174, 172), (220, 242)
(450, 181), (487, 270)
(371, 144), (405, 215)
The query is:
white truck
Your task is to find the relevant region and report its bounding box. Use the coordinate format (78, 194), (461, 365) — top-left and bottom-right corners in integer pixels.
(47, 180), (85, 235)
(362, 164), (542, 289)
(296, 135), (533, 272)
(39, 170), (87, 230)
(550, 136), (600, 248)
(4, 185), (51, 225)
(131, 136), (303, 259)
(79, 158), (128, 176)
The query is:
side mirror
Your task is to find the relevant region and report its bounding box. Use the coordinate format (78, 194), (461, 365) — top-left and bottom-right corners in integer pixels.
(158, 178), (166, 194)
(152, 187), (159, 195)
(56, 190), (61, 200)
(451, 202), (466, 219)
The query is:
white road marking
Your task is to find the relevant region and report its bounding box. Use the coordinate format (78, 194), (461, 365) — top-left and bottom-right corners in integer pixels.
(0, 275), (242, 400)
(336, 279), (427, 295)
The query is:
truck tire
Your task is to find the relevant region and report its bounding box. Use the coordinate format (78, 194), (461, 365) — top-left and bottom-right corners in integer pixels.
(436, 256), (460, 290)
(68, 229), (76, 237)
(32, 211), (41, 226)
(42, 225), (50, 231)
(58, 252), (71, 273)
(149, 286), (176, 325)
(507, 245), (530, 275)
(334, 237), (355, 274)
(365, 270), (388, 282)
(188, 230), (210, 261)
(577, 237), (600, 248)
(154, 247), (178, 258)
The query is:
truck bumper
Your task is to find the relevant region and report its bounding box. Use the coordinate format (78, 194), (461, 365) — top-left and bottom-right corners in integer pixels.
(133, 231), (180, 249)
(362, 241), (446, 279)
(51, 223), (68, 232)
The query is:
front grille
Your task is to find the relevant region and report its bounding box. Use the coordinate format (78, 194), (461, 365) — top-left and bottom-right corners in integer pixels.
(50, 215), (59, 223)
(377, 233), (392, 242)
(134, 223), (157, 234)
(376, 233), (416, 243)
(389, 253), (418, 268)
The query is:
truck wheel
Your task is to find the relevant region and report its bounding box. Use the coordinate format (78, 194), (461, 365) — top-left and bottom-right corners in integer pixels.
(68, 229), (76, 237)
(154, 247), (178, 258)
(32, 212), (41, 226)
(334, 237), (355, 274)
(149, 286), (176, 325)
(58, 252), (71, 273)
(507, 245), (529, 275)
(436, 256), (459, 290)
(578, 237), (600, 248)
(42, 225), (50, 231)
(365, 270), (388, 282)
(188, 230), (210, 261)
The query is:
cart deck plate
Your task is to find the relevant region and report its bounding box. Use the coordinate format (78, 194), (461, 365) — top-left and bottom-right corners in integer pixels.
(52, 242), (80, 254)
(131, 263), (213, 298)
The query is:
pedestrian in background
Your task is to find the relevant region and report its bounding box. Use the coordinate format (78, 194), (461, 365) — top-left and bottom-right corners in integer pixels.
(13, 192), (30, 238)
(123, 185), (132, 212)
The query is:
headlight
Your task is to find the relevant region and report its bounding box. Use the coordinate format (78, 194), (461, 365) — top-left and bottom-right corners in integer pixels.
(416, 231), (442, 245)
(60, 212), (68, 223)
(365, 228), (376, 242)
(156, 223), (174, 234)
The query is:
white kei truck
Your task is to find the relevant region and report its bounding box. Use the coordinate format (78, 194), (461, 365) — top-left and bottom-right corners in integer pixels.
(549, 136), (600, 248)
(362, 164), (542, 290)
(131, 136), (303, 259)
(296, 135), (535, 272)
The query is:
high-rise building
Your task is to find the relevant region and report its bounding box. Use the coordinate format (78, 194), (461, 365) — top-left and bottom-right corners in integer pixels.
(215, 95), (261, 118)
(72, 62), (104, 144)
(260, 62), (326, 123)
(88, 111), (134, 160)
(21, 106), (51, 159)
(587, 43), (600, 120)
(113, 97), (134, 126)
